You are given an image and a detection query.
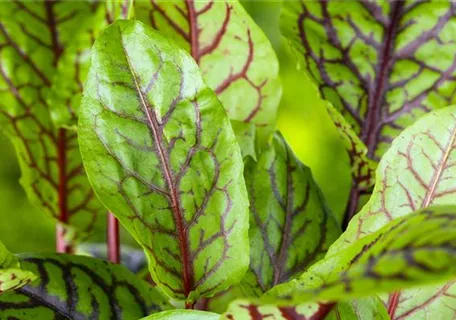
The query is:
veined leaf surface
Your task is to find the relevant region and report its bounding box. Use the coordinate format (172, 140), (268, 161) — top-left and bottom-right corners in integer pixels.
(0, 1), (105, 243)
(0, 242), (36, 295)
(282, 1), (456, 160)
(326, 297), (389, 320)
(79, 20), (250, 302)
(268, 206), (456, 304)
(0, 254), (170, 319)
(135, 0), (282, 140)
(241, 133), (340, 296)
(326, 106), (456, 317)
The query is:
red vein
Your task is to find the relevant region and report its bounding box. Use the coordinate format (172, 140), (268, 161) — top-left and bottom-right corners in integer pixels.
(119, 33), (193, 299)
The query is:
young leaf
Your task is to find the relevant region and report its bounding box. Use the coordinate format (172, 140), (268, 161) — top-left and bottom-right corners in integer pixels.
(241, 133), (340, 296)
(0, 254), (170, 319)
(106, 0), (134, 23)
(140, 310), (219, 320)
(281, 1), (456, 160)
(326, 106), (456, 318)
(267, 205), (456, 304)
(79, 20), (250, 303)
(135, 0), (282, 141)
(0, 242), (36, 295)
(0, 1), (105, 244)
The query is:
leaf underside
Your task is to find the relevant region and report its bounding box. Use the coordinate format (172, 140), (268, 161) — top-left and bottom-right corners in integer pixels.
(0, 254), (170, 320)
(79, 20), (249, 302)
(135, 0), (282, 140)
(241, 133), (340, 296)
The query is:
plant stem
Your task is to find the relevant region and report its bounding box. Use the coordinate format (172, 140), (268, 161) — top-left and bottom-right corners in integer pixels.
(56, 128), (72, 254)
(185, 301), (195, 309)
(107, 212), (120, 264)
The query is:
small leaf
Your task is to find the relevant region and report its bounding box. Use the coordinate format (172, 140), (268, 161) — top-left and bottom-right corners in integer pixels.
(326, 297), (389, 320)
(267, 205), (456, 304)
(281, 1), (456, 160)
(0, 242), (36, 295)
(79, 20), (250, 303)
(140, 310), (219, 320)
(106, 0), (134, 23)
(0, 1), (105, 243)
(135, 0), (282, 141)
(241, 133), (340, 296)
(0, 254), (170, 319)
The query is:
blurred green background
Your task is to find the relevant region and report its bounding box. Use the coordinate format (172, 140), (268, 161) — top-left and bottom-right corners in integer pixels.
(0, 2), (350, 253)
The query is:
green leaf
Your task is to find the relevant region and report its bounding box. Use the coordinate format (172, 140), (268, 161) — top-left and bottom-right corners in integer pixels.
(0, 1), (105, 242)
(326, 297), (389, 320)
(0, 242), (36, 295)
(230, 120), (257, 160)
(241, 133), (340, 296)
(267, 205), (456, 304)
(140, 310), (219, 320)
(106, 0), (134, 23)
(0, 254), (170, 319)
(326, 106), (456, 318)
(281, 1), (456, 160)
(135, 0), (282, 141)
(79, 20), (250, 303)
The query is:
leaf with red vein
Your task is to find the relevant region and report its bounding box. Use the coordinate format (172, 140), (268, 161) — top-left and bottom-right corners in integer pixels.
(267, 205), (456, 305)
(135, 0), (282, 144)
(0, 241), (36, 295)
(0, 1), (105, 244)
(325, 105), (456, 316)
(281, 1), (456, 217)
(78, 20), (250, 303)
(240, 132), (340, 296)
(140, 310), (219, 320)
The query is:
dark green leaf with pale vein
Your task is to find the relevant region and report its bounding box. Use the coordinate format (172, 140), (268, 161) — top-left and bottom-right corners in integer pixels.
(0, 254), (170, 319)
(135, 0), (282, 143)
(241, 133), (340, 296)
(267, 206), (456, 304)
(0, 1), (105, 242)
(326, 105), (456, 317)
(79, 20), (249, 303)
(281, 1), (456, 191)
(0, 241), (36, 295)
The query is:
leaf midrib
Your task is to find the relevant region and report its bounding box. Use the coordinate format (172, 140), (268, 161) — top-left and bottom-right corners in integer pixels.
(118, 27), (193, 297)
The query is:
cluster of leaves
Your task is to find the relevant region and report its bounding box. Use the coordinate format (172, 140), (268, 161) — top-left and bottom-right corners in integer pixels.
(1, 1), (456, 319)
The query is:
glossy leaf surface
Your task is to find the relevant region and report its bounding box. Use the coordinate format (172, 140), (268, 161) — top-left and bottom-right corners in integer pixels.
(0, 254), (170, 319)
(0, 242), (36, 295)
(79, 20), (249, 302)
(135, 0), (282, 140)
(0, 1), (104, 241)
(268, 206), (456, 304)
(241, 133), (340, 296)
(282, 1), (456, 160)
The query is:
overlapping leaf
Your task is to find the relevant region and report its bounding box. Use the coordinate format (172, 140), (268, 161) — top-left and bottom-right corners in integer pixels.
(326, 298), (389, 320)
(0, 254), (170, 319)
(241, 133), (340, 296)
(0, 1), (105, 244)
(0, 241), (36, 295)
(79, 20), (249, 303)
(325, 106), (456, 317)
(135, 0), (282, 143)
(267, 206), (456, 304)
